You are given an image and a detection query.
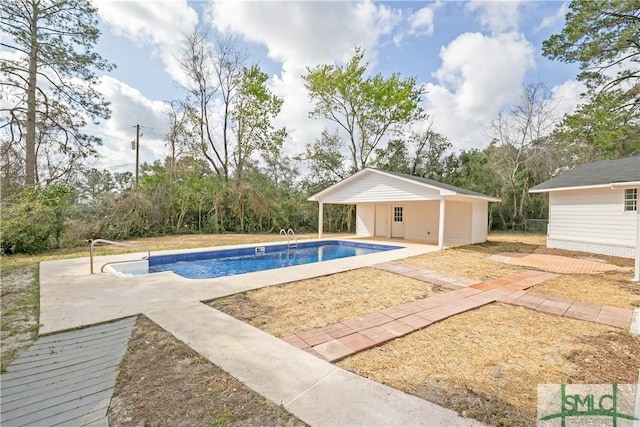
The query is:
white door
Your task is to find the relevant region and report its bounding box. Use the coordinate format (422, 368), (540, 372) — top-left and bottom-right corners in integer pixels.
(391, 205), (405, 238)
(375, 205), (388, 237)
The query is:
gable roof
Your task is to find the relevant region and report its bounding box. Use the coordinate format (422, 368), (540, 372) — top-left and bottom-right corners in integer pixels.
(379, 169), (496, 198)
(308, 168), (500, 202)
(530, 156), (640, 193)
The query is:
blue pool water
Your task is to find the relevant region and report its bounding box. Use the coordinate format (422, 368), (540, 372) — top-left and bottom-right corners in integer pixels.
(148, 240), (402, 279)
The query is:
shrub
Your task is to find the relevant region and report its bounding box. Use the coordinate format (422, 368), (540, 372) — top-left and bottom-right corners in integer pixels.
(1, 185), (72, 254)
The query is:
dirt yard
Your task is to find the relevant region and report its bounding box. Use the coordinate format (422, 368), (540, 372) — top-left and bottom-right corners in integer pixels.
(108, 316), (305, 427)
(0, 265), (39, 371)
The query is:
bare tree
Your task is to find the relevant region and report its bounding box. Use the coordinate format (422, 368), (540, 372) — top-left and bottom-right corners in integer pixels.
(177, 29), (249, 180)
(490, 82), (560, 228)
(213, 35), (248, 180)
(177, 27), (223, 176)
(164, 100), (198, 180)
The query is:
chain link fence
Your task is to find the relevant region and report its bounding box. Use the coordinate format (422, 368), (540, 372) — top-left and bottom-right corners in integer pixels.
(524, 219), (548, 233)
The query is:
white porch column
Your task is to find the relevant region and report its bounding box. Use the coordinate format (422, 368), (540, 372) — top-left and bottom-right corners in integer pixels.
(318, 202), (324, 239)
(438, 197), (446, 250)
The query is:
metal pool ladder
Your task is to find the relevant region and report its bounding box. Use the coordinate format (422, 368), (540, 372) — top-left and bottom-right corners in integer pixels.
(280, 228), (298, 249)
(89, 239), (150, 274)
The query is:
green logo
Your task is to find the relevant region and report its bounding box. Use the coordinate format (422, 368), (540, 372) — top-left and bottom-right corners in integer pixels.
(538, 384), (638, 426)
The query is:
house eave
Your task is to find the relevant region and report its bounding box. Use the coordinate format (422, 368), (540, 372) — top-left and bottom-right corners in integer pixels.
(308, 168), (498, 202)
(530, 181), (640, 193)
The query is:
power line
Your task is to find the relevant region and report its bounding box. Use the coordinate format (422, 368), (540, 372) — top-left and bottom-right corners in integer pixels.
(102, 163), (135, 169)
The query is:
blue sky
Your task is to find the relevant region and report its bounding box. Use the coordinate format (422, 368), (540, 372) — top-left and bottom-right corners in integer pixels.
(84, 0), (583, 174)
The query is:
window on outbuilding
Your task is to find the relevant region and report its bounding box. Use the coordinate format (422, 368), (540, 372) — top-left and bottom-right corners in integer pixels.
(394, 206), (403, 222)
(625, 188), (637, 211)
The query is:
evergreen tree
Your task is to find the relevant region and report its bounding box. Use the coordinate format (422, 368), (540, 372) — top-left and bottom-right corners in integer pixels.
(0, 0), (114, 185)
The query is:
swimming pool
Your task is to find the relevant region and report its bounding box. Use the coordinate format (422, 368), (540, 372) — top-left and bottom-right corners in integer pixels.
(116, 240), (402, 279)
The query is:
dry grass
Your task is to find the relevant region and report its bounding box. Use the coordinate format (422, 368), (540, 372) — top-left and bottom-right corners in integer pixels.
(395, 231), (551, 282)
(489, 231), (547, 246)
(532, 271), (640, 309)
(397, 233), (639, 309)
(210, 231), (640, 426)
(124, 232), (346, 251)
(210, 268), (442, 337)
(109, 316), (305, 426)
(337, 304), (633, 426)
(4, 230), (636, 426)
(400, 247), (524, 281)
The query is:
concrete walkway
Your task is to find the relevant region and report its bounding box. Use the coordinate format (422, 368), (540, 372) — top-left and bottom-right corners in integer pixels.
(1, 317), (135, 427)
(146, 302), (483, 426)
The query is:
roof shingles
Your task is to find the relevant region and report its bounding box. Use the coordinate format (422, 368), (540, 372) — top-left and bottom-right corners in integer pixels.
(530, 156), (640, 192)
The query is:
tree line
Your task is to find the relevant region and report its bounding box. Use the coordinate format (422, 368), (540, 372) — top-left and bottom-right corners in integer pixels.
(1, 0), (638, 253)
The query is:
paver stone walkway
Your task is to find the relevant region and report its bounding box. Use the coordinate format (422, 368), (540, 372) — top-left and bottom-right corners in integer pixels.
(283, 270), (556, 362)
(488, 252), (619, 274)
(498, 291), (634, 328)
(284, 264), (635, 363)
(374, 262), (481, 289)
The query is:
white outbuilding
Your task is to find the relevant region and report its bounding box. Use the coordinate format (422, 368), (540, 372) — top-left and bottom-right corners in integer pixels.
(529, 156), (640, 281)
(308, 168), (500, 249)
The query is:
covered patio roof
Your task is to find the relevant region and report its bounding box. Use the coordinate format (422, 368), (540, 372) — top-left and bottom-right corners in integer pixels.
(308, 168), (500, 249)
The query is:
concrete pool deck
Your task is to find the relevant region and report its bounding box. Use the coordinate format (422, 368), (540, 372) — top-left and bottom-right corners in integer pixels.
(40, 238), (438, 334)
(36, 238), (488, 425)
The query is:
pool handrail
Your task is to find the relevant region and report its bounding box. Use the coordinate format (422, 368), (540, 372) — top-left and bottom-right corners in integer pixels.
(89, 239), (150, 274)
(287, 229), (298, 249)
(279, 228), (298, 249)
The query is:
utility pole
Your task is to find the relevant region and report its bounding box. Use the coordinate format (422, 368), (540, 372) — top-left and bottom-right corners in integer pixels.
(134, 124), (140, 187)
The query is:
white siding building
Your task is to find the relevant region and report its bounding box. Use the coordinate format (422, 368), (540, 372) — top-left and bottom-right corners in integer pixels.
(529, 156), (640, 281)
(308, 168), (500, 249)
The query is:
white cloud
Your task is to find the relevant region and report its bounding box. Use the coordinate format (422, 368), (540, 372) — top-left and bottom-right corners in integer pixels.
(408, 4), (437, 37)
(94, 0), (198, 84)
(537, 2), (569, 31)
(466, 0), (522, 34)
(91, 76), (171, 173)
(424, 32), (536, 149)
(208, 0), (401, 67)
(207, 0), (404, 158)
(550, 79), (585, 120)
(269, 64), (318, 154)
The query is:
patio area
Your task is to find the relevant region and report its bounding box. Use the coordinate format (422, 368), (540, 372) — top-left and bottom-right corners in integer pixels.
(488, 252), (621, 274)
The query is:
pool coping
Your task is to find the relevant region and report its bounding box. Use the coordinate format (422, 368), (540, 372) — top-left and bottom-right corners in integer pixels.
(39, 237), (439, 334)
(114, 239), (405, 279)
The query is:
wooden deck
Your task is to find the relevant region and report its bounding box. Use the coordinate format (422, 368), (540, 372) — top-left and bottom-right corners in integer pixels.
(1, 317), (136, 427)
